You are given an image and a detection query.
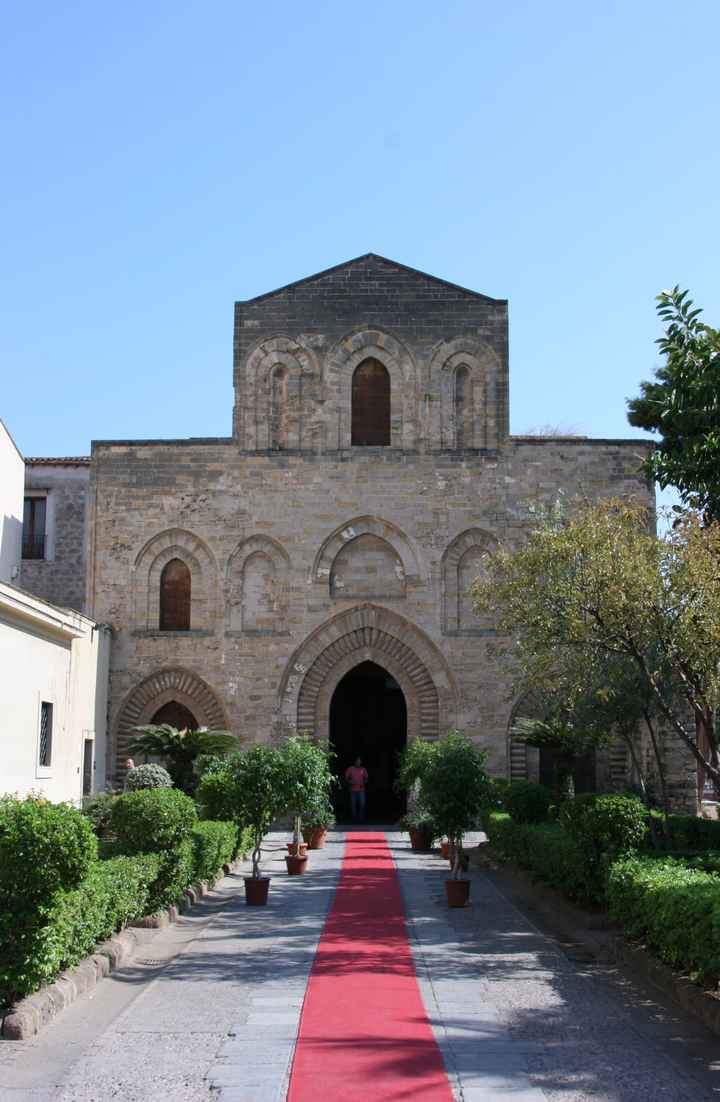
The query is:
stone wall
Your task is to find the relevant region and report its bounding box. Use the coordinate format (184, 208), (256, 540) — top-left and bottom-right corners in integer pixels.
(86, 437), (653, 782)
(21, 461), (89, 613)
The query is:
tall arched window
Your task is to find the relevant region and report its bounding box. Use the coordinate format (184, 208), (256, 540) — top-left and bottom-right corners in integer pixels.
(270, 365), (288, 449)
(351, 358), (390, 445)
(159, 558), (191, 630)
(454, 364), (471, 448)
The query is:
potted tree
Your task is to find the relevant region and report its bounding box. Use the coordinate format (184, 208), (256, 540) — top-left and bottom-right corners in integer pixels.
(422, 731), (490, 907)
(301, 793), (335, 849)
(197, 745), (286, 905)
(396, 739), (438, 851)
(279, 735), (333, 875)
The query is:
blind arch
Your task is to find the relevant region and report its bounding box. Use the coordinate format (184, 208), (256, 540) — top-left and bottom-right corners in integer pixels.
(159, 558), (191, 631)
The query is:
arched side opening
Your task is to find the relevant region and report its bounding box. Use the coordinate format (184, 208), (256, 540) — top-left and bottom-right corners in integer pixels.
(330, 661), (407, 822)
(351, 358), (390, 445)
(159, 558), (191, 631)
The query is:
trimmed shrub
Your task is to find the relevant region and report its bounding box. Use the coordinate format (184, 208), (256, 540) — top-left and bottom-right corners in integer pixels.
(561, 794), (648, 864)
(667, 814), (720, 851)
(503, 780), (551, 824)
(607, 856), (720, 983)
(110, 788), (197, 854)
(125, 764), (173, 791)
(191, 821), (237, 883)
(0, 852), (161, 1004)
(81, 793), (118, 838)
(485, 811), (596, 902)
(0, 796), (97, 902)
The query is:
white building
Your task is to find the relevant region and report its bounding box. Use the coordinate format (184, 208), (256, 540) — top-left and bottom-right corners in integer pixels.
(0, 422), (110, 802)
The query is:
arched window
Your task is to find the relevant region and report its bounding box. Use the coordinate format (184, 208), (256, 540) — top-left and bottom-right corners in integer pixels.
(454, 364), (471, 448)
(351, 358), (390, 445)
(270, 365), (288, 449)
(159, 558), (191, 630)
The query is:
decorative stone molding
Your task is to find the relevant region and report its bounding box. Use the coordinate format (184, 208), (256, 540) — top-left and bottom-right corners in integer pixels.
(132, 528), (218, 633)
(326, 327), (418, 450)
(311, 515), (423, 592)
(113, 667), (229, 778)
(225, 534), (289, 634)
(277, 604), (457, 741)
(236, 335), (321, 450)
(441, 527), (497, 635)
(428, 337), (502, 449)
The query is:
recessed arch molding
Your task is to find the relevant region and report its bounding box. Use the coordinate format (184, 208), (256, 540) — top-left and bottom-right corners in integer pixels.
(276, 604), (457, 742)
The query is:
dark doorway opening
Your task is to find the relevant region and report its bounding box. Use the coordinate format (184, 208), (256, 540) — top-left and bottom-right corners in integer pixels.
(329, 661), (407, 822)
(151, 701), (198, 730)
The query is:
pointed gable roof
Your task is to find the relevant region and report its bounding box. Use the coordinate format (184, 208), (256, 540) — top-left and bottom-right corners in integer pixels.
(237, 253), (504, 306)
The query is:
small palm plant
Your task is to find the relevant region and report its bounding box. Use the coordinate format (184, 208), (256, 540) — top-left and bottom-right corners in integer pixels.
(131, 724), (237, 794)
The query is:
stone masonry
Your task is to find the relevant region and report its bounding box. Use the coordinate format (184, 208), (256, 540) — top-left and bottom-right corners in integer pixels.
(21, 458), (90, 612)
(75, 254), (661, 787)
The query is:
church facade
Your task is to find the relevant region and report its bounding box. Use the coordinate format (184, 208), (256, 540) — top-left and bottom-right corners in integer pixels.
(75, 254), (653, 799)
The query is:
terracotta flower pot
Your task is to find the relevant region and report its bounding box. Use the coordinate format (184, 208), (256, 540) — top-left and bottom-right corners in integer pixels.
(409, 827), (433, 852)
(445, 879), (470, 908)
(302, 827), (328, 849)
(285, 854), (309, 876)
(441, 841), (450, 860)
(286, 842), (308, 856)
(244, 876), (270, 906)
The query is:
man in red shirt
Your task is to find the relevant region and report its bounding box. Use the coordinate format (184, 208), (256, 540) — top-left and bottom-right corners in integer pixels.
(345, 757), (369, 823)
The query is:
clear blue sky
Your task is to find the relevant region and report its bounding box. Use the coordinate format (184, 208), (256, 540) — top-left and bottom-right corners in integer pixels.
(2, 1), (719, 465)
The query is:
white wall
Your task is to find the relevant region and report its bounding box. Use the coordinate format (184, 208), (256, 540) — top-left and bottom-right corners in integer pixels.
(0, 420), (23, 585)
(0, 583), (111, 803)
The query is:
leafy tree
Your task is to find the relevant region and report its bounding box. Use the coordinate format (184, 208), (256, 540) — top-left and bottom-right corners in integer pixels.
(278, 735), (334, 857)
(197, 746), (286, 879)
(472, 499), (720, 803)
(421, 731), (490, 878)
(628, 287), (720, 523)
(130, 724), (237, 794)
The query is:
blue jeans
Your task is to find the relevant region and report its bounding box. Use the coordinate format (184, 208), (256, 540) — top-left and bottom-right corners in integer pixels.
(350, 790), (366, 822)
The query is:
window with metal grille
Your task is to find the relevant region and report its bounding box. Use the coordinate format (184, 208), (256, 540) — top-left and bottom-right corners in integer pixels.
(23, 497), (46, 560)
(39, 702), (53, 767)
(159, 558), (191, 630)
(351, 358), (390, 446)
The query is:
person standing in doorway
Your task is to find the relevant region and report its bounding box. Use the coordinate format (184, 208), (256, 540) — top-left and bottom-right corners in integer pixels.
(345, 757), (369, 823)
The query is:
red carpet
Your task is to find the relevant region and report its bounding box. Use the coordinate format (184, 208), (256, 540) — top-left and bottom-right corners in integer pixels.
(287, 831), (454, 1102)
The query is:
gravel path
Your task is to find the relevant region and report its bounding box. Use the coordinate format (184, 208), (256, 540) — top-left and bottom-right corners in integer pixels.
(1, 830), (718, 1101)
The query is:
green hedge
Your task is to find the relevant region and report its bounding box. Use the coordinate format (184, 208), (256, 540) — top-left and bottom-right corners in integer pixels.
(607, 856), (720, 983)
(503, 780), (551, 824)
(667, 815), (720, 851)
(190, 821), (237, 883)
(110, 788), (197, 854)
(0, 853), (161, 1003)
(485, 812), (597, 902)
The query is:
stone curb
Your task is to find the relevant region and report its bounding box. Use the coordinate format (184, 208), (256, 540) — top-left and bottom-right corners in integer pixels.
(0, 860), (244, 1041)
(612, 937), (720, 1038)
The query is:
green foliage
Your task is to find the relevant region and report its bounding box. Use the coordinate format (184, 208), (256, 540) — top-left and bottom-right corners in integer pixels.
(481, 777), (510, 812)
(110, 788), (197, 855)
(485, 812), (596, 903)
(666, 814), (720, 851)
(627, 287), (720, 523)
(503, 780), (551, 824)
(279, 735), (334, 834)
(129, 724), (237, 794)
(396, 739), (438, 793)
(301, 794), (335, 830)
(197, 745), (286, 877)
(422, 732), (490, 876)
(190, 821), (237, 882)
(607, 856), (720, 983)
(0, 795), (97, 902)
(471, 497), (720, 796)
(125, 763), (173, 790)
(0, 852), (161, 1006)
(398, 808), (438, 838)
(561, 794), (648, 877)
(81, 794), (118, 838)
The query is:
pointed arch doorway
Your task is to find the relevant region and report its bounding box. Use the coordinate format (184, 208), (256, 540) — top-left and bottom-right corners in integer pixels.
(330, 660), (406, 822)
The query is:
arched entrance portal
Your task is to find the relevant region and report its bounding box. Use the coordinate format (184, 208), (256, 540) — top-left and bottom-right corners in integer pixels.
(151, 701), (198, 730)
(330, 661), (407, 822)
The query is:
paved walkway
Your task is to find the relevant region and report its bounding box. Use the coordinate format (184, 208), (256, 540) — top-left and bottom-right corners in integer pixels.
(1, 830), (719, 1101)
